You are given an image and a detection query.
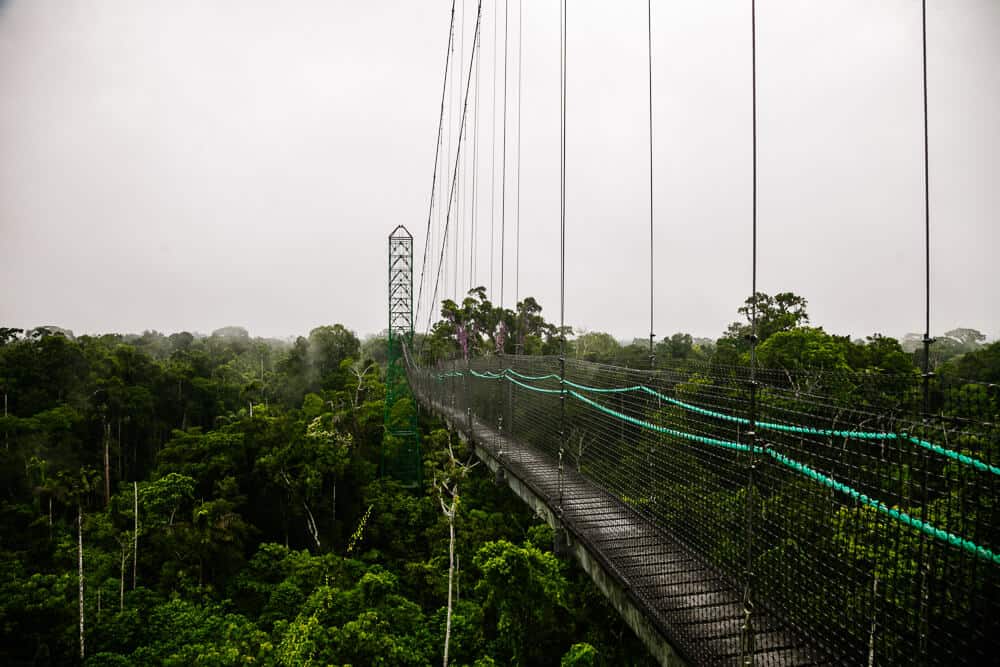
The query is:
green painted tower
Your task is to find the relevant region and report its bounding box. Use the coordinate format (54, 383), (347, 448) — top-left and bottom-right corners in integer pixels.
(382, 225), (421, 485)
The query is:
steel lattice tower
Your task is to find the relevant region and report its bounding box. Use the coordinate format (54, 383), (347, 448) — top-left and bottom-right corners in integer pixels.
(382, 225), (421, 485)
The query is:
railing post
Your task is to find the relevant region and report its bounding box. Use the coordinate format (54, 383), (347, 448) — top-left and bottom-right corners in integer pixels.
(495, 352), (506, 486)
(741, 338), (759, 665)
(465, 355), (472, 442)
(558, 352), (566, 513)
(508, 359), (515, 465)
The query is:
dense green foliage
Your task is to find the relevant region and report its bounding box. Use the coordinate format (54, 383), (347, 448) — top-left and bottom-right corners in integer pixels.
(0, 324), (651, 665)
(1, 294), (994, 665)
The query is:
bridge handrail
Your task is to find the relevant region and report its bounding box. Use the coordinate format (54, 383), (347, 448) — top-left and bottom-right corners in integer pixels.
(443, 366), (1000, 477)
(403, 346), (1000, 662)
(419, 364), (1000, 564)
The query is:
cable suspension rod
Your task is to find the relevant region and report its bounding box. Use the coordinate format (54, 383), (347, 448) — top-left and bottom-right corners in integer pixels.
(455, 0), (465, 302)
(416, 0), (458, 331)
(470, 5), (482, 292)
(500, 0), (509, 311)
(920, 0), (933, 415)
(741, 1), (759, 662)
(490, 0), (497, 299)
(557, 0), (567, 514)
(515, 0), (523, 324)
(425, 1), (486, 338)
(647, 0), (655, 367)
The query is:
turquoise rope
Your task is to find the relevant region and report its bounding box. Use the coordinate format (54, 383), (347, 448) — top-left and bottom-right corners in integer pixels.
(766, 449), (1000, 565)
(906, 435), (1000, 476)
(507, 369), (562, 382)
(566, 379), (645, 394)
(508, 375), (563, 395)
(437, 367), (998, 563)
(569, 390), (753, 453)
(476, 370), (999, 477)
(571, 390), (1000, 565)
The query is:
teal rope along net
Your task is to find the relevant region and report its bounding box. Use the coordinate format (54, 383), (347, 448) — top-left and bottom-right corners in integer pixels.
(445, 366), (1000, 477)
(415, 351), (1000, 663)
(447, 367), (1000, 565)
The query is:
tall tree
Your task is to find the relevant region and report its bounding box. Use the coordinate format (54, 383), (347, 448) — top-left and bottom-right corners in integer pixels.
(723, 291), (810, 347)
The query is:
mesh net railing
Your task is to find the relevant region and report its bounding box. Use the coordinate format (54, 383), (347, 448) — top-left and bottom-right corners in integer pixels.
(405, 348), (1000, 665)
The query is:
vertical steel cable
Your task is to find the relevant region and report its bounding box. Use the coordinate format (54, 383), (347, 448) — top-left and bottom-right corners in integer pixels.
(741, 0), (759, 663)
(416, 1), (458, 335)
(918, 1), (933, 658)
(558, 0), (567, 513)
(493, 0), (508, 472)
(500, 0), (509, 311)
(446, 11), (455, 303)
(920, 0), (933, 415)
(647, 0), (655, 368)
(470, 10), (482, 291)
(456, 0), (465, 302)
(490, 0), (497, 299)
(559, 0), (566, 360)
(424, 1), (486, 339)
(515, 0), (523, 330)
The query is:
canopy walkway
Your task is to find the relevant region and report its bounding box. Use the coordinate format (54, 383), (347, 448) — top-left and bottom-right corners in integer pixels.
(393, 2), (998, 661)
(403, 348), (1000, 665)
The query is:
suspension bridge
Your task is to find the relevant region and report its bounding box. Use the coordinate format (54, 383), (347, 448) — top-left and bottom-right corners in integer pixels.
(382, 1), (998, 664)
(397, 340), (999, 665)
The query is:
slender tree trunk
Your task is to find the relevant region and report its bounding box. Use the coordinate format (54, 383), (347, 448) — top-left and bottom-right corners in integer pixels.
(78, 505), (85, 661)
(133, 481), (138, 590)
(303, 500), (321, 550)
(443, 500), (456, 667)
(120, 543), (126, 610)
(3, 391), (7, 450)
(437, 443), (478, 666)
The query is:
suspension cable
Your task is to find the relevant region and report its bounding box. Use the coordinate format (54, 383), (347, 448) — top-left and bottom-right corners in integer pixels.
(500, 0), (509, 311)
(920, 0), (933, 413)
(741, 1), (759, 663)
(490, 0), (497, 299)
(446, 14), (456, 303)
(647, 0), (655, 367)
(455, 0), (465, 302)
(559, 0), (566, 344)
(416, 0), (458, 332)
(470, 4), (482, 292)
(515, 0), (523, 326)
(424, 1), (486, 339)
(918, 3), (934, 652)
(557, 0), (567, 513)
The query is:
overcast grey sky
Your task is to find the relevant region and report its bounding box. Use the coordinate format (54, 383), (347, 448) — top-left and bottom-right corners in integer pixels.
(1, 1), (997, 342)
